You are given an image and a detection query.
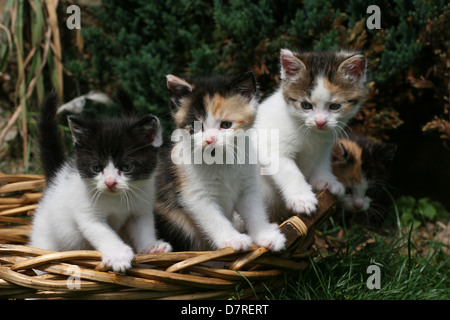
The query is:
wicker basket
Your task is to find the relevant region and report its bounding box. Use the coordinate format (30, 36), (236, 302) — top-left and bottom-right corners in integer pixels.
(0, 173), (336, 300)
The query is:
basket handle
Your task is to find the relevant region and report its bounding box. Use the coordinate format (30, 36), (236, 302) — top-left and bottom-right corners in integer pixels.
(280, 190), (336, 247)
(229, 190), (336, 271)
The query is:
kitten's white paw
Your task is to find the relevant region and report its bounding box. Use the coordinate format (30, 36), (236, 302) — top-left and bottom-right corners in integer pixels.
(312, 179), (329, 191)
(311, 178), (345, 196)
(218, 233), (253, 251)
(328, 180), (345, 196)
(253, 225), (286, 252)
(143, 240), (173, 254)
(101, 245), (134, 273)
(286, 192), (318, 215)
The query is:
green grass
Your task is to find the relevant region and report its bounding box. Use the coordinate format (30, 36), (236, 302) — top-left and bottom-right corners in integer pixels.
(276, 219), (449, 300)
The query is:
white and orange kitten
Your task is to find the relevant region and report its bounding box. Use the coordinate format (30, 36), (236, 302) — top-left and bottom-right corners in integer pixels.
(155, 72), (286, 252)
(256, 48), (367, 222)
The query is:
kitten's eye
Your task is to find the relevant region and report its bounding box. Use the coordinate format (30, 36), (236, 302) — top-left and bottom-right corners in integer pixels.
(120, 163), (134, 173)
(301, 101), (313, 110)
(345, 187), (352, 195)
(329, 103), (341, 110)
(220, 121), (233, 129)
(91, 165), (102, 173)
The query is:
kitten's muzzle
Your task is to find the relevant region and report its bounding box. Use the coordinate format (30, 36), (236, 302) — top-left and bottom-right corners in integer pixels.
(315, 119), (327, 128)
(206, 136), (216, 145)
(204, 128), (219, 145)
(105, 180), (117, 191)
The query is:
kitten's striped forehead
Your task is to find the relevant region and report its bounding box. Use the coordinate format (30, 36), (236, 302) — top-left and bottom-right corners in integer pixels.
(282, 50), (366, 107)
(169, 73), (259, 131)
(309, 77), (363, 113)
(310, 77), (331, 105)
(203, 94), (256, 129)
(174, 93), (256, 130)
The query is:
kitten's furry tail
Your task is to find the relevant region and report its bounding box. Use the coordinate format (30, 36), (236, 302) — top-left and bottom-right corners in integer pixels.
(38, 92), (65, 183)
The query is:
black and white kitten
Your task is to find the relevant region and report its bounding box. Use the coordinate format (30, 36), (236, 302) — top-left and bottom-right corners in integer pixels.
(30, 93), (172, 272)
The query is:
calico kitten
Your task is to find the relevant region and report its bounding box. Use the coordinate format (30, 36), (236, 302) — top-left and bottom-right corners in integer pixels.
(332, 133), (397, 224)
(155, 72), (286, 252)
(29, 93), (172, 272)
(255, 48), (367, 222)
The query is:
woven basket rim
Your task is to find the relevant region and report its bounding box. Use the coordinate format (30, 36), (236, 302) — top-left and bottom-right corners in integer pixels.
(0, 173), (335, 299)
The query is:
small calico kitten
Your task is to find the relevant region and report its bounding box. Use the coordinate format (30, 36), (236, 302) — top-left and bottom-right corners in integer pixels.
(332, 133), (397, 224)
(30, 93), (172, 272)
(155, 72), (286, 252)
(255, 48), (367, 222)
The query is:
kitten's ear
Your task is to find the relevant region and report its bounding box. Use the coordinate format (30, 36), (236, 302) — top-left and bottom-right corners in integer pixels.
(166, 75), (193, 109)
(132, 114), (163, 147)
(331, 141), (349, 164)
(166, 74), (192, 97)
(337, 53), (366, 84)
(374, 142), (397, 163)
(67, 116), (90, 146)
(280, 48), (306, 81)
(384, 143), (397, 162)
(231, 71), (258, 100)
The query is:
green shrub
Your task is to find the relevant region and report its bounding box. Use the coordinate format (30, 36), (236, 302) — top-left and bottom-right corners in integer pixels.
(70, 0), (448, 142)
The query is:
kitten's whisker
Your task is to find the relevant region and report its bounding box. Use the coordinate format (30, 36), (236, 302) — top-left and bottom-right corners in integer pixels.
(119, 191), (125, 210)
(128, 183), (148, 196)
(334, 124), (346, 140)
(296, 124), (311, 140)
(123, 190), (133, 211)
(187, 142), (203, 162)
(331, 127), (338, 141)
(366, 206), (386, 225)
(127, 185), (148, 204)
(89, 188), (103, 208)
(123, 191), (129, 211)
(232, 142), (249, 165)
(335, 122), (350, 139)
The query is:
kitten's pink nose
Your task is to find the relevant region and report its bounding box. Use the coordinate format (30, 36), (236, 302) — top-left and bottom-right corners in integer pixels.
(204, 128), (219, 145)
(316, 120), (327, 128)
(206, 136), (216, 145)
(105, 180), (117, 190)
(353, 200), (364, 210)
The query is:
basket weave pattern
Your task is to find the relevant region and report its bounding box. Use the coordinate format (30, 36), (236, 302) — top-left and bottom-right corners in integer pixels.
(0, 173), (335, 299)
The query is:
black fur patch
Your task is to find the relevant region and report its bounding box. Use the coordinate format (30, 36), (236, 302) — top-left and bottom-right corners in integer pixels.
(168, 72), (258, 129)
(38, 92), (66, 183)
(68, 116), (160, 180)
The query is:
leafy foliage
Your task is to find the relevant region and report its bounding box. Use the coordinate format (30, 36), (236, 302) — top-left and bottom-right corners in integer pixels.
(395, 196), (448, 229)
(70, 0), (449, 143)
(1, 0), (449, 170)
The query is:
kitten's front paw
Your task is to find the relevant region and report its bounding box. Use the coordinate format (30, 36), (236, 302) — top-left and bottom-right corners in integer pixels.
(253, 224), (286, 252)
(286, 192), (318, 215)
(101, 245), (134, 273)
(142, 240), (173, 254)
(328, 180), (345, 196)
(312, 178), (345, 196)
(218, 233), (253, 251)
